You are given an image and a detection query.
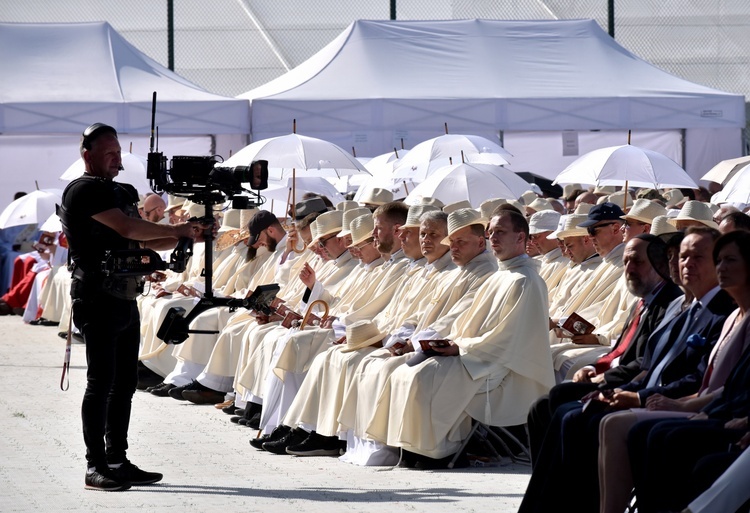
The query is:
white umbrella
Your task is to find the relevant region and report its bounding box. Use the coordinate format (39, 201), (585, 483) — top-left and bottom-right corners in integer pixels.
(404, 163), (530, 207)
(60, 152), (152, 194)
(39, 212), (63, 233)
(354, 176), (417, 203)
(710, 166), (750, 205)
(393, 134), (512, 181)
(0, 189), (63, 229)
(263, 176), (346, 205)
(553, 145), (698, 190)
(701, 155), (750, 185)
(222, 134), (370, 179)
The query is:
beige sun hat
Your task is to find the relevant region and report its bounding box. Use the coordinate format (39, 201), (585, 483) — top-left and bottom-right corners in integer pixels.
(561, 183), (583, 200)
(621, 198), (666, 224)
(359, 187), (393, 206)
(704, 202), (720, 216)
(594, 185), (616, 196)
(529, 210), (561, 235)
(440, 208), (488, 245)
(219, 209), (242, 233)
(608, 190), (633, 211)
(338, 207), (371, 237)
(443, 200), (473, 214)
(336, 200), (359, 211)
(527, 198), (554, 213)
(164, 194), (185, 212)
(347, 214), (375, 247)
(506, 199), (524, 213)
(420, 197), (445, 208)
(650, 215), (680, 237)
(181, 201), (204, 219)
(478, 198), (506, 220)
(402, 204), (440, 229)
(556, 213), (590, 239)
(306, 210), (344, 248)
(663, 189), (685, 209)
(215, 208), (257, 251)
(667, 200), (720, 229)
(521, 190), (539, 206)
(546, 214), (569, 240)
(574, 203), (595, 215)
(339, 320), (385, 353)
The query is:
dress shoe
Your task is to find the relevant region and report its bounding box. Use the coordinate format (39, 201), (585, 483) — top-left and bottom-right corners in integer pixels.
(220, 404), (238, 415)
(262, 427), (309, 455)
(148, 383), (176, 397)
(0, 299), (12, 316)
(230, 415), (243, 424)
(167, 381), (199, 400)
(182, 387), (226, 405)
(215, 398), (235, 411)
(29, 317), (59, 326)
(286, 431), (340, 457)
(238, 413), (261, 429)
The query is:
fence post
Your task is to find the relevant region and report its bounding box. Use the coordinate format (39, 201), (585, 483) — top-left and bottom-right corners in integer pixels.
(168, 0), (175, 70)
(390, 0), (396, 20)
(608, 0), (615, 38)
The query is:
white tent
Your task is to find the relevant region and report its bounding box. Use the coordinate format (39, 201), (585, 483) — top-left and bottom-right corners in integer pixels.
(241, 19), (745, 184)
(0, 22), (251, 209)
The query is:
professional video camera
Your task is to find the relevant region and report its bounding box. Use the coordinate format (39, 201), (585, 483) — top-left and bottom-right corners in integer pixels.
(140, 92), (276, 344)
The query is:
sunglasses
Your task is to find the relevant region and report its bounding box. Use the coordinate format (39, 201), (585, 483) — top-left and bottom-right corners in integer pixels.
(587, 222), (619, 236)
(317, 234), (337, 248)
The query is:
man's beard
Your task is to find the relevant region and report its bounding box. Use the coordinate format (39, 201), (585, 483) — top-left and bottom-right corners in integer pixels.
(265, 238), (277, 252)
(376, 236), (393, 254)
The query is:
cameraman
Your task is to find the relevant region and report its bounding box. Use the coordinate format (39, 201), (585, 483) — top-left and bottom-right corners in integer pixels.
(59, 123), (205, 491)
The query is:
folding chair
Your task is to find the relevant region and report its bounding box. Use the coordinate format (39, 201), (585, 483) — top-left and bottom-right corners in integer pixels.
(448, 419), (532, 469)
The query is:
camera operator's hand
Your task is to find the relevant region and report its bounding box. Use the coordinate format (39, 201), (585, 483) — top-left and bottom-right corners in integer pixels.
(173, 221), (209, 242)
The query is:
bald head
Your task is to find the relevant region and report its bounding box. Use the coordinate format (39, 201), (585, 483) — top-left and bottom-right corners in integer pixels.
(143, 194), (166, 223)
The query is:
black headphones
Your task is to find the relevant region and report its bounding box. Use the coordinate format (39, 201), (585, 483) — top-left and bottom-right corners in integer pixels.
(81, 123), (118, 150)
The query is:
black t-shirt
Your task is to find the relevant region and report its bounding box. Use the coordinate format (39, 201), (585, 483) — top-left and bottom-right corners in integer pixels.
(61, 175), (140, 274)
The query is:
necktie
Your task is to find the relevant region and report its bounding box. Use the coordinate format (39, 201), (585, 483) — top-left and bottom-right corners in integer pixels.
(645, 301), (702, 388)
(594, 299), (645, 374)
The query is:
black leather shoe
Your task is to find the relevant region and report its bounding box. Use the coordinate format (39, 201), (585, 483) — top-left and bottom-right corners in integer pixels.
(84, 469), (131, 491)
(167, 381), (198, 400)
(238, 412), (261, 429)
(108, 460), (162, 485)
(262, 427), (308, 454)
(148, 383), (176, 397)
(222, 404), (238, 415)
(182, 387), (226, 405)
(250, 425), (291, 450)
(286, 431), (340, 456)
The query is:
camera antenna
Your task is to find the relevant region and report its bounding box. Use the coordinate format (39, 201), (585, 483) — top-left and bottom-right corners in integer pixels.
(149, 92), (157, 153)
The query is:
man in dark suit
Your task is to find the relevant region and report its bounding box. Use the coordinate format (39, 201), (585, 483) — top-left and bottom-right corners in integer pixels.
(519, 226), (735, 513)
(527, 234), (683, 466)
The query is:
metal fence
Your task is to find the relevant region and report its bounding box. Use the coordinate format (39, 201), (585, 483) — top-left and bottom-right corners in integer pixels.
(1, 0), (749, 105)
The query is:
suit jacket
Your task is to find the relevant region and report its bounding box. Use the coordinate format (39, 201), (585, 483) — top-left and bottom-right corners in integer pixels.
(703, 320), (750, 421)
(602, 280), (683, 388)
(621, 288), (735, 402)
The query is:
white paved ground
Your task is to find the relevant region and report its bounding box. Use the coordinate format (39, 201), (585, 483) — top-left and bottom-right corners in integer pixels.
(0, 316), (530, 512)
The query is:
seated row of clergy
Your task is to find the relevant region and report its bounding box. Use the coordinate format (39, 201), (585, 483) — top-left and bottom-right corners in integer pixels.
(519, 225), (750, 513)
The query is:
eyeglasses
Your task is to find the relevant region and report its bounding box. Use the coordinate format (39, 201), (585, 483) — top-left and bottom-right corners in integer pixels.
(352, 238), (374, 250)
(317, 234), (337, 248)
(587, 222), (619, 236)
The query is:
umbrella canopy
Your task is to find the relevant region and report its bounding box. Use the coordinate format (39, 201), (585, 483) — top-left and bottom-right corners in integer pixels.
(701, 155), (750, 185)
(0, 189), (63, 229)
(39, 212), (63, 233)
(60, 152), (152, 194)
(553, 144), (698, 189)
(393, 134), (511, 181)
(710, 166), (750, 205)
(404, 163), (530, 207)
(222, 133), (370, 179)
(263, 176), (346, 205)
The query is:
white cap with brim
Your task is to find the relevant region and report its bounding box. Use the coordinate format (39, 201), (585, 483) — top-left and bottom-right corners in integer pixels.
(529, 210), (561, 235)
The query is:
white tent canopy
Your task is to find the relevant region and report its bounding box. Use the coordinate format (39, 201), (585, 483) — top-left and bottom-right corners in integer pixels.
(241, 19), (745, 183)
(0, 22), (251, 210)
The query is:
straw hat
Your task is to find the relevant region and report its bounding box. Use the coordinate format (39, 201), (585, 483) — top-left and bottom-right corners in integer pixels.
(164, 194), (185, 213)
(420, 197), (445, 208)
(506, 199), (524, 213)
(359, 187), (393, 206)
(402, 204), (440, 229)
(478, 198), (506, 220)
(336, 200), (359, 211)
(521, 190), (538, 206)
(306, 210), (344, 248)
(295, 197), (329, 219)
(546, 214), (569, 240)
(667, 200), (719, 229)
(339, 207), (371, 237)
(529, 210), (561, 235)
(347, 214), (375, 247)
(574, 203), (595, 215)
(608, 190), (633, 210)
(440, 208), (487, 245)
(181, 201), (204, 219)
(621, 198), (666, 224)
(704, 202), (720, 216)
(650, 215), (680, 237)
(527, 198), (553, 213)
(594, 185), (616, 195)
(663, 189), (685, 209)
(219, 209), (242, 233)
(339, 320), (385, 353)
(561, 183), (583, 201)
(556, 214), (590, 239)
(443, 200), (472, 214)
